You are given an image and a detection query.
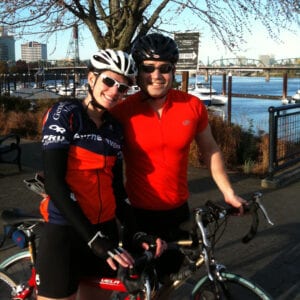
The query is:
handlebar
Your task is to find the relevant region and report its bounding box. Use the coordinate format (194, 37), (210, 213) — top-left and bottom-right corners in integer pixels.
(195, 191), (274, 246)
(117, 192), (274, 295)
(130, 192), (274, 270)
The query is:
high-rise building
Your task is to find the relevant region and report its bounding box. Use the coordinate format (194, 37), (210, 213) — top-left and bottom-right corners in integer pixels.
(259, 54), (275, 66)
(21, 41), (47, 62)
(0, 26), (15, 62)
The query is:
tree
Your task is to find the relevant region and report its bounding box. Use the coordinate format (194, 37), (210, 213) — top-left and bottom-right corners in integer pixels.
(0, 1), (299, 52)
(11, 60), (28, 73)
(0, 61), (8, 73)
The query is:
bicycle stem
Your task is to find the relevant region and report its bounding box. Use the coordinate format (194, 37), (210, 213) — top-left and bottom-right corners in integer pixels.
(195, 209), (215, 280)
(195, 208), (210, 248)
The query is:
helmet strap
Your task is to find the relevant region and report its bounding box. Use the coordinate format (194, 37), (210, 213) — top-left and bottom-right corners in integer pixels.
(87, 75), (107, 111)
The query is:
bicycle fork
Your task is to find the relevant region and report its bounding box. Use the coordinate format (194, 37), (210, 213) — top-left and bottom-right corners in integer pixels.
(12, 239), (37, 299)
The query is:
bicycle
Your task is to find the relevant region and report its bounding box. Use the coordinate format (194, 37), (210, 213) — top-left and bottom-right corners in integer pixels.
(0, 174), (274, 299)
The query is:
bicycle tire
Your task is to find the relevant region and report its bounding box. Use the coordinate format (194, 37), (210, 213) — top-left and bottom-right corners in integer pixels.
(0, 270), (18, 299)
(0, 250), (32, 279)
(0, 251), (36, 299)
(191, 271), (273, 300)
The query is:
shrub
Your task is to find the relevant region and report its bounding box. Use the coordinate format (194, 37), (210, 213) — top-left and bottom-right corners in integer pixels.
(1, 96), (268, 175)
(0, 96), (56, 140)
(0, 95), (31, 112)
(188, 114), (265, 175)
(0, 110), (45, 140)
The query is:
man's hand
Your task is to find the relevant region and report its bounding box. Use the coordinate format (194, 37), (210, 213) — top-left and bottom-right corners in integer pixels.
(133, 232), (168, 257)
(224, 194), (247, 215)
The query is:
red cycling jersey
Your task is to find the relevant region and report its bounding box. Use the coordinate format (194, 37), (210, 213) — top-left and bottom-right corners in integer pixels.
(110, 89), (208, 210)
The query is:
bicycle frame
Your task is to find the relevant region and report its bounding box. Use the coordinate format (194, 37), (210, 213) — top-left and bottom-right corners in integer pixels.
(1, 249), (152, 300)
(1, 253), (150, 299)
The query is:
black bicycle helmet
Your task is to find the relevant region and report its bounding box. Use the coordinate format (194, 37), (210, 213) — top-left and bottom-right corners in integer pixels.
(131, 33), (179, 65)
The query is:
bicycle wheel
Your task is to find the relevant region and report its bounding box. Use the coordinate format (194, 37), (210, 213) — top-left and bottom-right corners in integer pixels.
(191, 272), (273, 300)
(0, 270), (17, 299)
(0, 251), (36, 299)
(0, 251), (32, 281)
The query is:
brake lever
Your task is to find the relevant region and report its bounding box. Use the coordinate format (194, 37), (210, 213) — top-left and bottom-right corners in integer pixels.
(252, 192), (274, 226)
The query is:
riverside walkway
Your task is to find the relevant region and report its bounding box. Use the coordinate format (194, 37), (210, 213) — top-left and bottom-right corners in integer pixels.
(0, 139), (299, 299)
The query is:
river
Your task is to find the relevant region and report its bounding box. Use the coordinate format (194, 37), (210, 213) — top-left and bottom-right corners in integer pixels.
(14, 74), (300, 134)
(178, 75), (300, 134)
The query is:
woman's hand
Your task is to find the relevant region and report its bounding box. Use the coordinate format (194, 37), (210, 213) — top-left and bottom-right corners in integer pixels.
(106, 247), (135, 270)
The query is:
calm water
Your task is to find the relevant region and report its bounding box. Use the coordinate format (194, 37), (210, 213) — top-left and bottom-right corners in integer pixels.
(178, 75), (300, 133)
(21, 74), (300, 134)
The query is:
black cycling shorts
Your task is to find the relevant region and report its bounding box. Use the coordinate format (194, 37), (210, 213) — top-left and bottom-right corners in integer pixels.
(35, 220), (118, 298)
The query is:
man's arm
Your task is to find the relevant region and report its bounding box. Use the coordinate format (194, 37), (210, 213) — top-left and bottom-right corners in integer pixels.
(195, 125), (245, 213)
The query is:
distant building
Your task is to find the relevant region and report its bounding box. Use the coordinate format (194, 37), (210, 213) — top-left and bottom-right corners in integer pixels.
(21, 41), (47, 62)
(259, 54), (275, 66)
(236, 56), (248, 66)
(0, 26), (16, 62)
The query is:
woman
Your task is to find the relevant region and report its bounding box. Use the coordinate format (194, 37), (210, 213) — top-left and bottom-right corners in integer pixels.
(36, 49), (137, 300)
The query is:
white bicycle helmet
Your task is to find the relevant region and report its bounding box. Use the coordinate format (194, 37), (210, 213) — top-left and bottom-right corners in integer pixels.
(89, 49), (137, 84)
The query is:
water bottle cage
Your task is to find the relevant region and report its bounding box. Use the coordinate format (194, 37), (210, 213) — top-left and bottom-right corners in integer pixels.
(5, 225), (28, 248)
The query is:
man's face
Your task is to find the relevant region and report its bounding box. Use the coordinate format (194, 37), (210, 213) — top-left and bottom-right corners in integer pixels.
(138, 60), (175, 98)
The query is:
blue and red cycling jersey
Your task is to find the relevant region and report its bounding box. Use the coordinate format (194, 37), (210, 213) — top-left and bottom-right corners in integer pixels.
(41, 99), (124, 225)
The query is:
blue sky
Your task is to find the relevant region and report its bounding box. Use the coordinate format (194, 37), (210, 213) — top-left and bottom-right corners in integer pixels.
(14, 14), (300, 62)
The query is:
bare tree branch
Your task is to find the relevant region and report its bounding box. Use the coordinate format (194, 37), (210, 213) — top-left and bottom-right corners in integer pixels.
(0, 0), (298, 54)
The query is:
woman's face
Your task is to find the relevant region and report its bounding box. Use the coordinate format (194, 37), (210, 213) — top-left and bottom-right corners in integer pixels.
(88, 70), (129, 109)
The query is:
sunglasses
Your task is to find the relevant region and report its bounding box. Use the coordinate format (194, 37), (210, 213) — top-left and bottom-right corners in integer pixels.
(140, 64), (173, 74)
(100, 74), (129, 93)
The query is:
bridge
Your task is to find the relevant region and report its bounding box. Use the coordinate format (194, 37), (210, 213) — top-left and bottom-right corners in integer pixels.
(33, 56), (300, 71)
(25, 57), (299, 83)
(200, 57), (300, 68)
(3, 57), (298, 89)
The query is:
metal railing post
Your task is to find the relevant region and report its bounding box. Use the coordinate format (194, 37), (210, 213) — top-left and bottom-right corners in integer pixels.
(268, 106), (276, 178)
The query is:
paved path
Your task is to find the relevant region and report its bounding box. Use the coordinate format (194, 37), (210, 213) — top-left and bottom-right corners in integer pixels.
(0, 140), (299, 299)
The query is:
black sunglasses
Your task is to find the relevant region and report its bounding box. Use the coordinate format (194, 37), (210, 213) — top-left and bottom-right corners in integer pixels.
(100, 74), (129, 93)
(140, 64), (173, 74)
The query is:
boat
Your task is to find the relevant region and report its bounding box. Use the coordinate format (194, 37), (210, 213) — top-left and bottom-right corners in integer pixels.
(75, 84), (88, 99)
(58, 86), (73, 96)
(281, 98), (289, 105)
(45, 84), (57, 93)
(188, 82), (212, 106)
(291, 89), (300, 101)
(126, 85), (140, 95)
(188, 82), (227, 106)
(282, 89), (298, 104)
(54, 83), (88, 98)
(281, 98), (296, 105)
(211, 93), (228, 105)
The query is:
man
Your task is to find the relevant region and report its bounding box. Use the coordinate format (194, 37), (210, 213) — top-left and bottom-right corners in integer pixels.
(110, 33), (245, 282)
